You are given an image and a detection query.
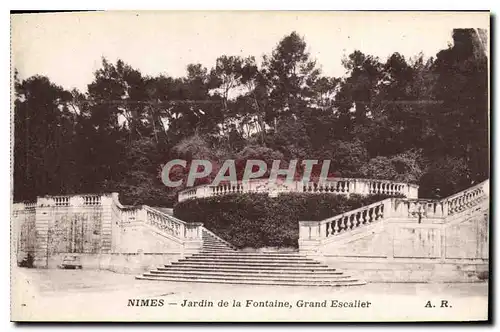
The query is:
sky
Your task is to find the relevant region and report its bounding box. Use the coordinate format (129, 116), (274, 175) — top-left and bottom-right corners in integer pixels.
(11, 11), (489, 93)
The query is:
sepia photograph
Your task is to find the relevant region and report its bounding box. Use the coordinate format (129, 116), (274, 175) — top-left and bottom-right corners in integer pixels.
(10, 11), (490, 322)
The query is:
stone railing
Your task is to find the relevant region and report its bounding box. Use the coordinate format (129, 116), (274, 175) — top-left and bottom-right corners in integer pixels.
(299, 179), (489, 248)
(299, 199), (390, 244)
(143, 205), (202, 241)
(108, 193), (203, 243)
(178, 178), (419, 202)
(446, 181), (488, 216)
(392, 180), (488, 221)
(34, 194), (106, 207)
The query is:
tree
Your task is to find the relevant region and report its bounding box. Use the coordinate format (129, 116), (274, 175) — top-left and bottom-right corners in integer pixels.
(13, 76), (76, 200)
(427, 29), (489, 184)
(210, 55), (244, 113)
(263, 32), (321, 124)
(12, 29), (489, 206)
(335, 51), (383, 139)
(360, 150), (425, 184)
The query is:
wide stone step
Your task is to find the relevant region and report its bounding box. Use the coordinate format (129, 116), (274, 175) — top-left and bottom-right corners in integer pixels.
(136, 275), (366, 287)
(200, 250), (238, 253)
(191, 253), (304, 258)
(181, 257), (313, 264)
(202, 245), (232, 249)
(143, 272), (356, 283)
(201, 248), (237, 251)
(159, 265), (339, 272)
(170, 261), (325, 268)
(156, 266), (342, 274)
(200, 249), (237, 253)
(149, 270), (347, 279)
(191, 256), (307, 261)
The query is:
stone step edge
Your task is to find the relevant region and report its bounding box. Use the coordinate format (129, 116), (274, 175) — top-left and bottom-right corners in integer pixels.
(169, 262), (327, 268)
(179, 258), (315, 263)
(141, 273), (359, 282)
(136, 276), (367, 287)
(148, 271), (349, 278)
(193, 256), (304, 259)
(193, 252), (302, 256)
(152, 267), (342, 274)
(159, 266), (340, 272)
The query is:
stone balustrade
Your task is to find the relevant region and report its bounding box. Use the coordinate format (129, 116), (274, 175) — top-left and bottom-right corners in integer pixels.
(178, 178), (419, 202)
(26, 194), (106, 208)
(299, 199), (390, 243)
(446, 181), (487, 216)
(299, 179), (489, 246)
(143, 206), (202, 240)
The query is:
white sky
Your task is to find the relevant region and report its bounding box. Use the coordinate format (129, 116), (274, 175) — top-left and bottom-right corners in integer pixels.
(11, 11), (489, 93)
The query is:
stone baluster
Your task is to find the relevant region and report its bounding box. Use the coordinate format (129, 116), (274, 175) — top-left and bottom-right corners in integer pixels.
(359, 210), (366, 225)
(347, 215), (352, 230)
(332, 220), (338, 236)
(342, 216), (348, 232)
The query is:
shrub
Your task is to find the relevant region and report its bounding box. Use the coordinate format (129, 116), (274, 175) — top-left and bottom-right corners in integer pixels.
(174, 192), (400, 249)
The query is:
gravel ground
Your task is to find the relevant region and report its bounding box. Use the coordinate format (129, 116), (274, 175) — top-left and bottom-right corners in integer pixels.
(11, 267), (489, 322)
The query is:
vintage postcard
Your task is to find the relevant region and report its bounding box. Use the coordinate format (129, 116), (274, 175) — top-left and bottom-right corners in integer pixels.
(10, 11), (490, 322)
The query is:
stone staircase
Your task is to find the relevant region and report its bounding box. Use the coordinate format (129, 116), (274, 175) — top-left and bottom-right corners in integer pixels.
(137, 229), (365, 287)
(200, 229), (237, 253)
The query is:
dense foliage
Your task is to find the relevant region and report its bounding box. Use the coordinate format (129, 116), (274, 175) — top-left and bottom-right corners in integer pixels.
(174, 193), (400, 248)
(13, 29), (488, 204)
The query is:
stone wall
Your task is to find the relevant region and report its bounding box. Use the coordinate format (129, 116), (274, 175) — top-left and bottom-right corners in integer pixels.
(12, 193), (203, 269)
(114, 223), (183, 254)
(47, 252), (183, 274)
(12, 204), (36, 265)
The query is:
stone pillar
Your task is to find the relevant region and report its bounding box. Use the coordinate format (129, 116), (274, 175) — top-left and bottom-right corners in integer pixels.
(298, 221), (322, 258)
(137, 206), (148, 224)
(442, 200), (449, 217)
(348, 180), (356, 196)
(408, 184), (419, 199)
(33, 197), (54, 268)
(11, 204), (25, 267)
(109, 193), (120, 253)
(382, 199), (394, 219)
(100, 195), (113, 253)
(182, 223), (203, 256)
(359, 180), (370, 195)
(483, 180), (490, 197)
